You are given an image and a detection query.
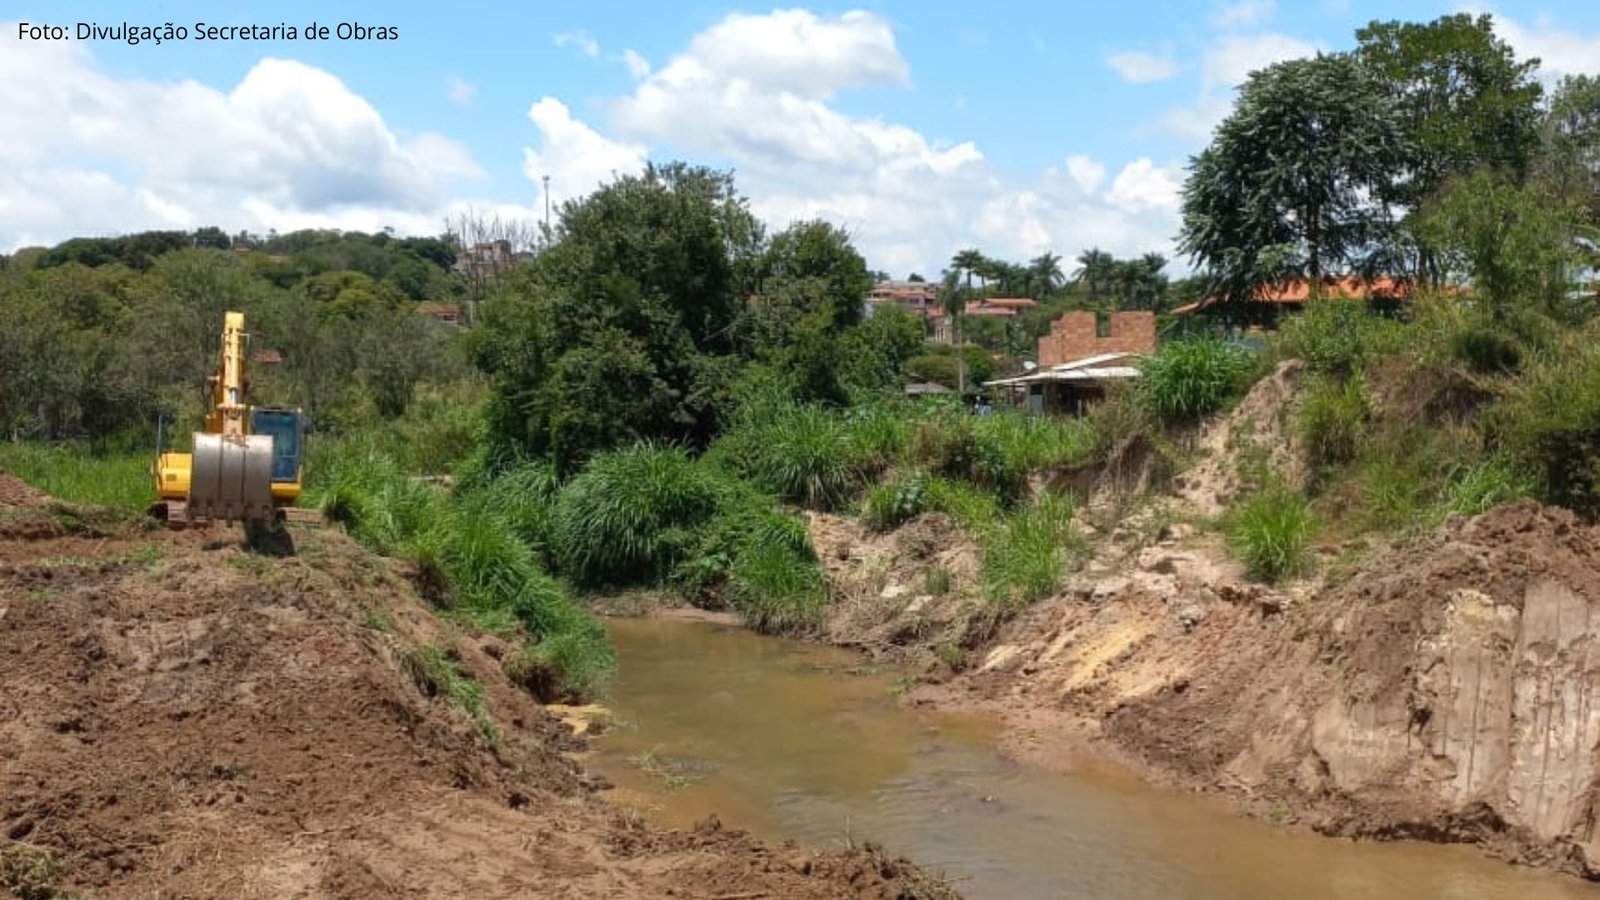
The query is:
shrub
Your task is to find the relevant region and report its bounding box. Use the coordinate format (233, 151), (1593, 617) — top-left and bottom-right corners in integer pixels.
(925, 475), (1002, 533)
(841, 402), (910, 477)
(1298, 373), (1369, 477)
(1489, 339), (1600, 520)
(708, 405), (858, 509)
(1139, 338), (1253, 424)
(1226, 481), (1312, 582)
(471, 460), (561, 562)
(551, 444), (723, 586)
(1449, 325), (1522, 374)
(908, 415), (1025, 504)
(312, 443), (443, 555)
(1276, 299), (1403, 377)
(673, 481), (826, 633)
(726, 539), (829, 633)
(981, 493), (1081, 607)
(862, 469), (931, 532)
(973, 411), (1098, 474)
(1442, 457), (1534, 518)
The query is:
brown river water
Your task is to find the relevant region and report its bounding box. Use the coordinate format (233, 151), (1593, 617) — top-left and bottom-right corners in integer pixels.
(589, 617), (1599, 900)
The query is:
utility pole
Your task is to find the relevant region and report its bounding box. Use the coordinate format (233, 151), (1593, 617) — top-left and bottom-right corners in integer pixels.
(542, 174), (551, 245)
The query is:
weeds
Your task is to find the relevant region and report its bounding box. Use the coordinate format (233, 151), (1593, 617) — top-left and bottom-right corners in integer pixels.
(0, 444), (153, 512)
(1226, 481), (1313, 583)
(922, 566), (952, 597)
(1139, 337), (1253, 424)
(1298, 373), (1370, 478)
(981, 493), (1082, 607)
(862, 469), (931, 532)
(0, 840), (65, 900)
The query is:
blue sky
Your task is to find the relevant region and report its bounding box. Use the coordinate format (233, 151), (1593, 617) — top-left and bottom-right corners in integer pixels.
(5, 1), (1600, 274)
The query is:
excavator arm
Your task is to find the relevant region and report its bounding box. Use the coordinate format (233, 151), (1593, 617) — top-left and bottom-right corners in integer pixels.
(153, 312), (304, 526)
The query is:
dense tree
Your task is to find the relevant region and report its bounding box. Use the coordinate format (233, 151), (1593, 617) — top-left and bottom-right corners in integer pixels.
(756, 220), (872, 332)
(1538, 75), (1600, 227)
(1355, 14), (1544, 282)
(1179, 54), (1406, 305)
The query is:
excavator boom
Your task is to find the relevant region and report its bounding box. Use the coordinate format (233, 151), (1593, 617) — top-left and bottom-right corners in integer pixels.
(152, 312), (305, 527)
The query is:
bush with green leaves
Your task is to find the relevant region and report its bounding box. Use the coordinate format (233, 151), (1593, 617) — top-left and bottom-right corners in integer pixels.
(1298, 373), (1370, 477)
(468, 460), (561, 564)
(973, 411), (1099, 475)
(674, 480), (828, 633)
(1276, 299), (1404, 377)
(908, 415), (1025, 504)
(1139, 337), (1254, 424)
(862, 469), (932, 532)
(981, 492), (1082, 607)
(551, 444), (724, 586)
(313, 441), (443, 555)
(1226, 481), (1313, 582)
(1488, 339), (1600, 520)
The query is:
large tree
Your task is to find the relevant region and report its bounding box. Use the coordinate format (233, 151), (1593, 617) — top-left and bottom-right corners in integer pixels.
(1355, 13), (1544, 282)
(1179, 53), (1406, 305)
(1538, 74), (1600, 227)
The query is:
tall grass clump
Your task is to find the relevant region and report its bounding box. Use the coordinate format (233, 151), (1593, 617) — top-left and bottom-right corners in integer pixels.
(841, 401), (911, 477)
(1226, 480), (1313, 582)
(675, 479), (828, 633)
(309, 441), (443, 554)
(707, 405), (860, 509)
(974, 411), (1098, 475)
(925, 475), (1003, 533)
(551, 444), (723, 586)
(0, 443), (153, 511)
(981, 493), (1082, 607)
(1298, 373), (1370, 478)
(468, 460), (561, 564)
(1139, 337), (1254, 424)
(908, 414), (1025, 504)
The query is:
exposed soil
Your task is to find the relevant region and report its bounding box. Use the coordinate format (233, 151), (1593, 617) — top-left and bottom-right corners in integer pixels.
(0, 472), (956, 900)
(792, 366), (1600, 882)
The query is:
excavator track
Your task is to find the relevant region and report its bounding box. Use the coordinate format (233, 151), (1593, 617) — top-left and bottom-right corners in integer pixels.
(149, 501), (323, 528)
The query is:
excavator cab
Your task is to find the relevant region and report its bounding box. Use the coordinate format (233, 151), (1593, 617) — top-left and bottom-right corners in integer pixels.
(250, 407), (305, 506)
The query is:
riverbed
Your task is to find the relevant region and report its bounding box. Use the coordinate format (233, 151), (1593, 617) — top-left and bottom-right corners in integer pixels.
(588, 617), (1597, 900)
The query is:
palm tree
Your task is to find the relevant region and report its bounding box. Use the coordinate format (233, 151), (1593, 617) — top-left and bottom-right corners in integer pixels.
(1029, 252), (1065, 298)
(1073, 248), (1115, 302)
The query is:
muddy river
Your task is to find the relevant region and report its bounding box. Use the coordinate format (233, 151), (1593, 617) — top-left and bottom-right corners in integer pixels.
(590, 617), (1597, 900)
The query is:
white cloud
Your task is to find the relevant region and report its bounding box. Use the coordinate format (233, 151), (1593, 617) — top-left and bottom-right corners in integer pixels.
(620, 48), (652, 80)
(0, 32), (485, 249)
(1486, 12), (1600, 81)
(511, 9), (1186, 274)
(1065, 155), (1106, 194)
(447, 75), (475, 104)
(522, 97), (648, 211)
(1211, 0), (1275, 28)
(1106, 50), (1178, 83)
(554, 30), (600, 58)
(1106, 159), (1183, 212)
(1160, 31), (1321, 141)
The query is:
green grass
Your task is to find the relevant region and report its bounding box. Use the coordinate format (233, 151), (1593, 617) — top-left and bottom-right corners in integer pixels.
(922, 566), (952, 597)
(972, 411), (1098, 474)
(1226, 482), (1313, 583)
(710, 405), (860, 509)
(862, 469), (931, 532)
(399, 644), (499, 743)
(981, 493), (1082, 607)
(551, 444), (723, 587)
(1298, 373), (1370, 478)
(0, 443), (154, 511)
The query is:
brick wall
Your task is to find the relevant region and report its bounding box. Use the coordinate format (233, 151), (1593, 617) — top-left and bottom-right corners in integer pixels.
(1037, 310), (1156, 367)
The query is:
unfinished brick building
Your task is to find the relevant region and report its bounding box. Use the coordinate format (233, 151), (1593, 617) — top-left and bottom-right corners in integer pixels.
(1037, 310), (1156, 368)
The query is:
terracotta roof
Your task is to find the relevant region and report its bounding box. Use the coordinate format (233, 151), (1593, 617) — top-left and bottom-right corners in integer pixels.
(414, 302), (463, 321)
(252, 349), (283, 365)
(982, 297), (1038, 308)
(1175, 276), (1418, 315)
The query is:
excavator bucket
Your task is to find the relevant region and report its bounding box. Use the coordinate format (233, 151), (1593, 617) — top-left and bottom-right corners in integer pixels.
(187, 432), (276, 523)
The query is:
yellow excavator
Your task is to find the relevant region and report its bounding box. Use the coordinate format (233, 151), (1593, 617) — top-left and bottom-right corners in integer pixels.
(151, 311), (307, 529)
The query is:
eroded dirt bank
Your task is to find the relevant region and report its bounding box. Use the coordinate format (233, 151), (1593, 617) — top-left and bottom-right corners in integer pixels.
(808, 494), (1600, 881)
(0, 474), (954, 900)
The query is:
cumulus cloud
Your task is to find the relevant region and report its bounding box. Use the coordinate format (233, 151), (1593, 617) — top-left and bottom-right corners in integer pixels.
(0, 34), (484, 248)
(1106, 50), (1178, 83)
(1487, 12), (1600, 82)
(512, 9), (1186, 275)
(522, 97), (648, 210)
(554, 30), (600, 58)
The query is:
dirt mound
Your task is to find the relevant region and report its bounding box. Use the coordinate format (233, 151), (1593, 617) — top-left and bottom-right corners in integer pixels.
(944, 499), (1600, 878)
(0, 472), (46, 509)
(1171, 359), (1306, 517)
(0, 498), (956, 898)
(809, 511), (998, 672)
